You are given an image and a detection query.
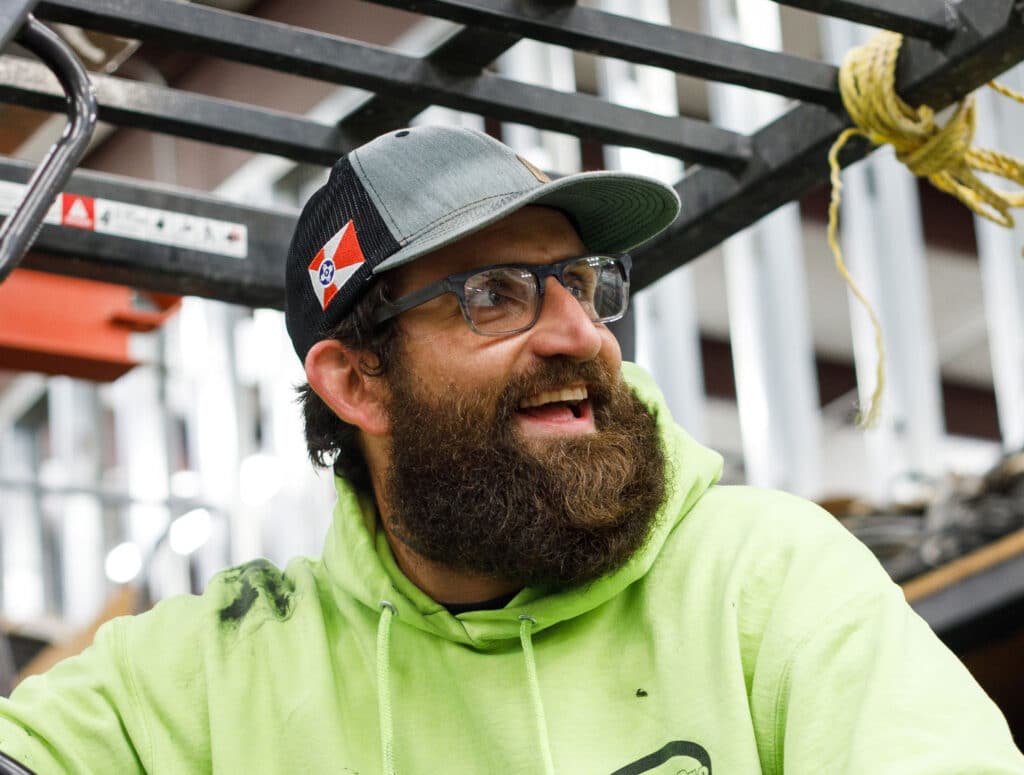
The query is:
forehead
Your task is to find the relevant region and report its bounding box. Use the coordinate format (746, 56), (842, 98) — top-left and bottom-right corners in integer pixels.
(388, 206), (586, 292)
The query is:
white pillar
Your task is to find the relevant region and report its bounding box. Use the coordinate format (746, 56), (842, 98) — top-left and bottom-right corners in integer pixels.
(108, 363), (181, 595)
(0, 425), (45, 620)
(178, 298), (250, 564)
(498, 39), (581, 173)
(46, 377), (104, 626)
(704, 0), (824, 496)
(973, 67), (1024, 453)
(820, 19), (946, 499)
(596, 0), (707, 440)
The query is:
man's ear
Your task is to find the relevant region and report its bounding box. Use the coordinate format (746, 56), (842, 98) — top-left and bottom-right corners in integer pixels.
(305, 339), (390, 437)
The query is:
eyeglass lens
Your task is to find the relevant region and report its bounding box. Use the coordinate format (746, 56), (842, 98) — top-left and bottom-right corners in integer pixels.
(462, 256), (626, 334)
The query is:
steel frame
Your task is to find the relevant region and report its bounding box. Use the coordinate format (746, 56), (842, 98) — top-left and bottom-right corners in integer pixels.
(0, 157), (293, 308)
(31, 0), (753, 167)
(915, 549), (1024, 651)
(0, 0), (1020, 301)
(0, 14), (96, 281)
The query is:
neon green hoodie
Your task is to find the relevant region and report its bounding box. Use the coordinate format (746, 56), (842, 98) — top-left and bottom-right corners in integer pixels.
(1, 363), (1021, 774)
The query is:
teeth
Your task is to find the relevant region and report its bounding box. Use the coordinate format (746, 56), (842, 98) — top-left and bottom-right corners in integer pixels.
(518, 385), (588, 409)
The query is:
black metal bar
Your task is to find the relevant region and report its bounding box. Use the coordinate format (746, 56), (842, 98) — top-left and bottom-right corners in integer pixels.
(366, 0), (839, 106)
(0, 16), (96, 283)
(337, 25), (525, 147)
(8, 0), (1024, 307)
(0, 157), (295, 309)
(0, 57), (350, 165)
(912, 553), (1024, 636)
(632, 0), (1024, 291)
(32, 0), (752, 168)
(0, 0), (38, 53)
(773, 0), (958, 42)
(0, 751), (37, 775)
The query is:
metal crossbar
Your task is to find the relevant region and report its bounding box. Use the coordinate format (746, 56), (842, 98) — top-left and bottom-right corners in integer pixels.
(772, 0), (958, 41)
(0, 14), (96, 282)
(30, 0), (752, 166)
(0, 157), (294, 308)
(0, 0), (1022, 300)
(636, 0), (1024, 288)
(335, 24), (525, 148)
(0, 0), (38, 53)
(357, 0), (841, 105)
(0, 57), (350, 165)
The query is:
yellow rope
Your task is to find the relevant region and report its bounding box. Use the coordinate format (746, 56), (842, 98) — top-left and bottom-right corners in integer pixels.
(827, 30), (1024, 427)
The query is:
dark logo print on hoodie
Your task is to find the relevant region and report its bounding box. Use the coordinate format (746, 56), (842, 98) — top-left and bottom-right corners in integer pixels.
(609, 740), (712, 775)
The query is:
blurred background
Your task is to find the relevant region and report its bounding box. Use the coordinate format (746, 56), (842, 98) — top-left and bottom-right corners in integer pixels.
(1, 0), (1022, 744)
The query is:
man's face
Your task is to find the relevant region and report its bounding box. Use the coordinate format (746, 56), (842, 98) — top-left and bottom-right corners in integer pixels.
(382, 206), (624, 441)
(376, 206), (667, 588)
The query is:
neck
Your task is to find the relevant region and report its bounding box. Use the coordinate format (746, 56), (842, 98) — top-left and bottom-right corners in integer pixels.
(380, 518), (520, 604)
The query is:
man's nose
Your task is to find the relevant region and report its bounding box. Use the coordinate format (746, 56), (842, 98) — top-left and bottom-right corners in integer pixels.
(526, 276), (604, 362)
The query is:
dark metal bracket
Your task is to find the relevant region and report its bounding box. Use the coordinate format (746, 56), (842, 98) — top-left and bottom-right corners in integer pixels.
(0, 14), (96, 282)
(1, 0), (1023, 299)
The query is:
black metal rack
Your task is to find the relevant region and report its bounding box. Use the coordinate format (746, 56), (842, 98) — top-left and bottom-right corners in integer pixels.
(0, 0), (1021, 307)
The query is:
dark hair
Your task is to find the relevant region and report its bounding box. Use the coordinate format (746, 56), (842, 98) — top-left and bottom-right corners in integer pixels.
(296, 278), (400, 493)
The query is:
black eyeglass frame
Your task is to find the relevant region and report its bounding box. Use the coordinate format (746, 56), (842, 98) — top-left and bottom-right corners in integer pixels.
(372, 252), (632, 335)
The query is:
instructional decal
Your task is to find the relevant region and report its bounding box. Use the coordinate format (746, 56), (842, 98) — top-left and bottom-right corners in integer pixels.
(0, 181), (248, 259)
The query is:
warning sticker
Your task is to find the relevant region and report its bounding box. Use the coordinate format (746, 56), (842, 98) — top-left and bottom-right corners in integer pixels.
(62, 194), (95, 229)
(0, 182), (248, 259)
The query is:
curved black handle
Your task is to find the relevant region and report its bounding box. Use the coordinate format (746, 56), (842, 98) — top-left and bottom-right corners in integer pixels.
(0, 14), (97, 283)
(0, 751), (35, 775)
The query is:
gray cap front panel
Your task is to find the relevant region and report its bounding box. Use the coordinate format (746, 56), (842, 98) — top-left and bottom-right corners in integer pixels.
(348, 126), (541, 248)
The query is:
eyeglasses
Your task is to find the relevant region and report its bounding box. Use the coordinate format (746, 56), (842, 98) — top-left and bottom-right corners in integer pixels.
(373, 253), (632, 335)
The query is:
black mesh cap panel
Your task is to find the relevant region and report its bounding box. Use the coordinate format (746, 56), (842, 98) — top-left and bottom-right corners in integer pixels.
(285, 156), (401, 362)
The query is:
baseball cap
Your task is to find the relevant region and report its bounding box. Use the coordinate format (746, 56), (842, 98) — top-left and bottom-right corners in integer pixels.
(285, 125), (680, 362)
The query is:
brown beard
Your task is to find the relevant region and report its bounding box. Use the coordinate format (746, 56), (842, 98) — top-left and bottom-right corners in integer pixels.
(379, 354), (668, 589)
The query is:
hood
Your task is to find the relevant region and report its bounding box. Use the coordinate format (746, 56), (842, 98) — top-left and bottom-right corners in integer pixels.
(321, 361), (723, 650)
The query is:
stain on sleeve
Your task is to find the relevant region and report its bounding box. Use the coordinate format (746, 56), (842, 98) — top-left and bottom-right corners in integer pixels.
(218, 560), (296, 625)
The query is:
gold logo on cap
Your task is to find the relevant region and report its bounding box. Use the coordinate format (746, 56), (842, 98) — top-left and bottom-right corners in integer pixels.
(517, 155), (551, 184)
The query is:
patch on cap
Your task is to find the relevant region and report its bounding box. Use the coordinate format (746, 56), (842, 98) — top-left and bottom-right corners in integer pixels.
(307, 220), (366, 311)
(517, 155), (551, 184)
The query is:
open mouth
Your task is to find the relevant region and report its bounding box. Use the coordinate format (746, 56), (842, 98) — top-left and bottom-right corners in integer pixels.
(515, 385), (591, 424)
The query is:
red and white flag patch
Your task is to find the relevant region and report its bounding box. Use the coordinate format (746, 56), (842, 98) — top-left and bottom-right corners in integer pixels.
(307, 220), (366, 311)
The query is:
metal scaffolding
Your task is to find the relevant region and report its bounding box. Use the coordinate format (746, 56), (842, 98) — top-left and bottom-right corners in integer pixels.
(0, 0), (1021, 304)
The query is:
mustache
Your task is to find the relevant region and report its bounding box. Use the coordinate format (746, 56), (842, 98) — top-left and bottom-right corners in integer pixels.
(494, 357), (617, 418)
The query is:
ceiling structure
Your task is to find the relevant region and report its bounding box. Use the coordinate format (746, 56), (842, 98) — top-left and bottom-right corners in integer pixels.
(0, 0), (1021, 394)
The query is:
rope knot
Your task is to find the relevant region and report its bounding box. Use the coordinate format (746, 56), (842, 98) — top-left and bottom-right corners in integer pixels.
(827, 30), (1024, 427)
(838, 31), (1024, 228)
(896, 99), (974, 178)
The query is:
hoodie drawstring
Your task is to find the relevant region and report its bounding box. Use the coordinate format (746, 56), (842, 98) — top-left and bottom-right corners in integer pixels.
(518, 615), (555, 775)
(375, 604), (554, 774)
(377, 601), (397, 775)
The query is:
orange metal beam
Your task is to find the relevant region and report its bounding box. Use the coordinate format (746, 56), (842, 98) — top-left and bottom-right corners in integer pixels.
(0, 267), (179, 381)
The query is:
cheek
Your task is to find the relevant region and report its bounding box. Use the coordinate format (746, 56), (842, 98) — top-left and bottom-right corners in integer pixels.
(598, 329), (624, 369)
(402, 323), (623, 392)
(403, 329), (518, 391)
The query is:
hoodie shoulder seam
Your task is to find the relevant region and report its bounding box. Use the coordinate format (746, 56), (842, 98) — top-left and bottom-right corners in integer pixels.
(117, 617), (156, 774)
(766, 585), (884, 774)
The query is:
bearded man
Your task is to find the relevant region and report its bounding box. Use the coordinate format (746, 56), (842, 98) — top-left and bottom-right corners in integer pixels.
(1, 126), (1021, 774)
